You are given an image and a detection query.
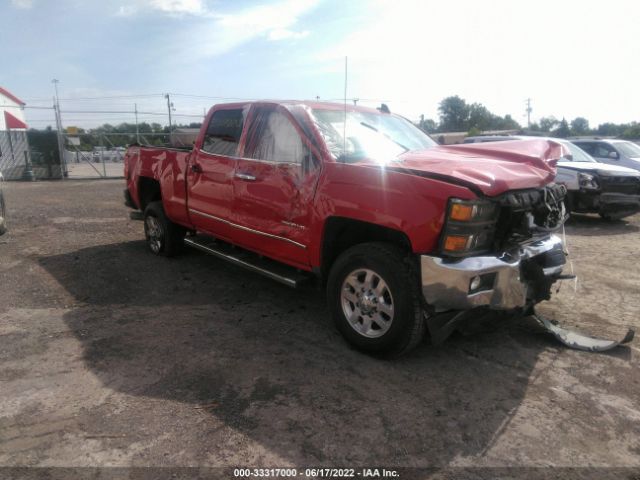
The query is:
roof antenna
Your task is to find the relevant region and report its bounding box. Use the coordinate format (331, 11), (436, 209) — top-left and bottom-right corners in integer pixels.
(378, 103), (390, 114)
(342, 56), (348, 162)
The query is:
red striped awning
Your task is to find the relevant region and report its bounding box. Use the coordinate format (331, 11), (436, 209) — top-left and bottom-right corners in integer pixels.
(4, 111), (28, 129)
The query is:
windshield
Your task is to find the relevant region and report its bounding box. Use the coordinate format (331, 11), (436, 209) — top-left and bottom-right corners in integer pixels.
(563, 141), (596, 162)
(614, 141), (640, 158)
(311, 109), (436, 163)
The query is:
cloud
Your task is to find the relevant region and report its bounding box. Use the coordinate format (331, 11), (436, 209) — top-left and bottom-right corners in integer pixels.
(116, 5), (137, 16)
(267, 29), (310, 41)
(163, 0), (319, 58)
(11, 0), (33, 8)
(148, 0), (205, 15)
(115, 0), (316, 51)
(116, 0), (205, 17)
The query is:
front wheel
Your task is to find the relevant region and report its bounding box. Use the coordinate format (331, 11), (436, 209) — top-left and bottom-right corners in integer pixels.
(326, 242), (426, 357)
(143, 201), (184, 257)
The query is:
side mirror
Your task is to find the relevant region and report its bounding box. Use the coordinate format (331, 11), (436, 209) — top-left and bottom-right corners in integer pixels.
(608, 151), (619, 160)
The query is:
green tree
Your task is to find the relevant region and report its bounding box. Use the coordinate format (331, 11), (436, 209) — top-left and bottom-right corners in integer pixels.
(621, 123), (640, 139)
(596, 123), (626, 136)
(417, 115), (438, 133)
(467, 103), (494, 131)
(552, 118), (571, 138)
(438, 96), (469, 131)
(539, 116), (559, 133)
(496, 114), (521, 130)
(570, 117), (590, 135)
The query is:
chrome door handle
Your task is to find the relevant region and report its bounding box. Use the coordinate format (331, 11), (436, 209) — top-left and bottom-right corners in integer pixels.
(235, 173), (256, 181)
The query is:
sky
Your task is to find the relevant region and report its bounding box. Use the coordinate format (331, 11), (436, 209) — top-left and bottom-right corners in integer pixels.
(1, 0), (639, 129)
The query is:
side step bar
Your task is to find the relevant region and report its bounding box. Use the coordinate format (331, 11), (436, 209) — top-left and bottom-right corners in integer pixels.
(183, 236), (312, 288)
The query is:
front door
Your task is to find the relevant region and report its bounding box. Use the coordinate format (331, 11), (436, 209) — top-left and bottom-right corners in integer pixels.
(232, 105), (320, 268)
(187, 107), (245, 239)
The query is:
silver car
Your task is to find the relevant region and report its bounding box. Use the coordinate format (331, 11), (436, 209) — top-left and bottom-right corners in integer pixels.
(571, 139), (640, 171)
(0, 172), (6, 235)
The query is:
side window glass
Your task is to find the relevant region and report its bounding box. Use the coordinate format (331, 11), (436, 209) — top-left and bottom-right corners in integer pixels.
(594, 143), (613, 157)
(576, 143), (594, 155)
(201, 109), (244, 156)
(245, 108), (308, 165)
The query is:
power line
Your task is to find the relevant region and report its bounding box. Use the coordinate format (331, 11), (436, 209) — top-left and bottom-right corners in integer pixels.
(57, 93), (164, 101)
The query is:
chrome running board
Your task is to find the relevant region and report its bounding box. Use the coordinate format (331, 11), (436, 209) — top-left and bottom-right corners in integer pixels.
(183, 236), (311, 288)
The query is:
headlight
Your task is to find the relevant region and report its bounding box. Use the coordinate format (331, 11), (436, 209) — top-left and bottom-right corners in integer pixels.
(578, 172), (599, 190)
(440, 198), (499, 257)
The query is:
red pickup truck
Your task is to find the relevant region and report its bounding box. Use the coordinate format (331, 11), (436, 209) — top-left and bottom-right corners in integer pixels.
(124, 101), (568, 356)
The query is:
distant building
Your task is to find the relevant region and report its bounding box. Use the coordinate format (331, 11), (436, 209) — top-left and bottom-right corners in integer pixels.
(170, 128), (200, 148)
(435, 129), (521, 145)
(0, 86), (31, 179)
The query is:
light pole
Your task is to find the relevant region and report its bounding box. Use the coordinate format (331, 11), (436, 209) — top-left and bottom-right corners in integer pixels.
(52, 79), (67, 178)
(165, 93), (174, 131)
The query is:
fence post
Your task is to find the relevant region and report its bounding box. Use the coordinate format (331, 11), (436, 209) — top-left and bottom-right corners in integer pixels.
(100, 135), (106, 177)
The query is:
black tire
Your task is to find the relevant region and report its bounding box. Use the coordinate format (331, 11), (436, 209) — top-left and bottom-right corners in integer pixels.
(326, 242), (425, 357)
(143, 201), (184, 257)
(599, 212), (628, 221)
(0, 190), (6, 235)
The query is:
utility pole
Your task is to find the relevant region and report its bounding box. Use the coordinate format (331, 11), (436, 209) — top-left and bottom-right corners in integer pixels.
(165, 93), (173, 131)
(525, 98), (532, 129)
(52, 79), (68, 178)
(134, 103), (140, 144)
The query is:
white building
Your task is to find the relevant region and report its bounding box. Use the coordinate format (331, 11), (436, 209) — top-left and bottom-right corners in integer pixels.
(0, 86), (31, 180)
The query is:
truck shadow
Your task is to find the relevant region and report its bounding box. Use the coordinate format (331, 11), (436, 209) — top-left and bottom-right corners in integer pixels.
(39, 241), (553, 466)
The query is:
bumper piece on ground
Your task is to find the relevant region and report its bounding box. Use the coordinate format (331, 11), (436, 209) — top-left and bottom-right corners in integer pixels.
(420, 235), (565, 312)
(533, 313), (635, 352)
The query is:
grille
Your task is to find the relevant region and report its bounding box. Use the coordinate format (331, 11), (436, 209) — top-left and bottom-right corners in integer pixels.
(493, 184), (566, 251)
(599, 176), (640, 196)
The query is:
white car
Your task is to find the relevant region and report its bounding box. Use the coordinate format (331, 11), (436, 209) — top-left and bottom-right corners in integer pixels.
(464, 136), (640, 220)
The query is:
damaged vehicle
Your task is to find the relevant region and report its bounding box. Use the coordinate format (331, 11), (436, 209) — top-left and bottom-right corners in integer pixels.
(465, 136), (640, 220)
(123, 101), (607, 356)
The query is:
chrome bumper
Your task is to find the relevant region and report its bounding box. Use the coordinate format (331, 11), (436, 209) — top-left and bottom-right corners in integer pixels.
(420, 235), (565, 311)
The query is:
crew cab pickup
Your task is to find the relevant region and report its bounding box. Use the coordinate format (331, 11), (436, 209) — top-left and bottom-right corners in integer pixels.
(124, 101), (568, 356)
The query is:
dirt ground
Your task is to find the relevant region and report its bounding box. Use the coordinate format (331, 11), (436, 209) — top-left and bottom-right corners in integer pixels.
(0, 180), (639, 475)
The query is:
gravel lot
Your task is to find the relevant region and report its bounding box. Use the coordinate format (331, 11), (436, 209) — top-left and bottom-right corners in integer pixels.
(0, 180), (639, 475)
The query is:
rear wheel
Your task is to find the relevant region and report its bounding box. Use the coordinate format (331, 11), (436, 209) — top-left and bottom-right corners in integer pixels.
(327, 242), (425, 357)
(0, 190), (6, 235)
(143, 201), (184, 256)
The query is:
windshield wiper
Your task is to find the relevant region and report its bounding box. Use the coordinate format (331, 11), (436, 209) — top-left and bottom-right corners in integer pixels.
(359, 122), (410, 153)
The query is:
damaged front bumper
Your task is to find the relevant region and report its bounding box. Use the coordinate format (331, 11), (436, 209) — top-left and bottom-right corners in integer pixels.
(597, 192), (640, 218)
(420, 235), (565, 312)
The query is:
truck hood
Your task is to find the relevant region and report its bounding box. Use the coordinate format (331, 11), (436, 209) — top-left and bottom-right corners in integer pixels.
(395, 139), (566, 197)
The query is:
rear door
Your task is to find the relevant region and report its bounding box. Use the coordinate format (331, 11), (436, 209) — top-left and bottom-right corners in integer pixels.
(231, 104), (321, 268)
(187, 107), (245, 238)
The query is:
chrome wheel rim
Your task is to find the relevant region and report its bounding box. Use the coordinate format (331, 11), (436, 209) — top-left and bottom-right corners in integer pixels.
(340, 268), (395, 338)
(145, 215), (163, 254)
